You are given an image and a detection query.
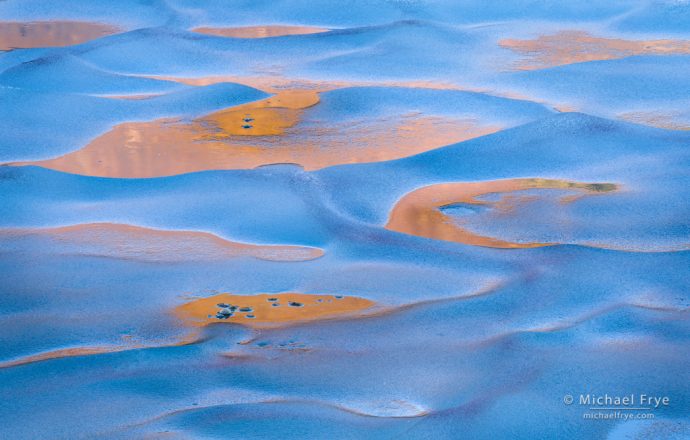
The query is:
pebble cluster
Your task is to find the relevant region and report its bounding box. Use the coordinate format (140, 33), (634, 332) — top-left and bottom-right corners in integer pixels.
(214, 303), (239, 319)
(212, 296), (312, 320)
(242, 115), (254, 130)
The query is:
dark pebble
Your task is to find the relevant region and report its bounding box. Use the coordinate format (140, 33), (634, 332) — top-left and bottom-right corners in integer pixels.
(288, 301), (303, 307)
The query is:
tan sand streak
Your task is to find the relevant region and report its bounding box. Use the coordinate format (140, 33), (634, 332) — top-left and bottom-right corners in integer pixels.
(1, 223), (324, 262)
(192, 25), (329, 39)
(500, 31), (690, 70)
(0, 21), (119, 51)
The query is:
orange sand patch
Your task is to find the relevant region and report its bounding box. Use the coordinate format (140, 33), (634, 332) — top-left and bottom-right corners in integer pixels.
(192, 25), (329, 39)
(618, 111), (690, 131)
(20, 86), (500, 177)
(200, 89), (320, 137)
(500, 31), (690, 70)
(385, 178), (617, 248)
(176, 293), (376, 328)
(0, 21), (119, 51)
(1, 223), (324, 262)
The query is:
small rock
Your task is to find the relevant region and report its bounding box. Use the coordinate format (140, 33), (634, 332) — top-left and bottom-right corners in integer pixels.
(288, 301), (303, 307)
(267, 298), (278, 302)
(218, 308), (232, 316)
(239, 307), (252, 312)
(217, 303), (230, 308)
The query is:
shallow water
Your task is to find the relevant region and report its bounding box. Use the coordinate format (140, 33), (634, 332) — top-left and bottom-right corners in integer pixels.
(1, 1), (689, 439)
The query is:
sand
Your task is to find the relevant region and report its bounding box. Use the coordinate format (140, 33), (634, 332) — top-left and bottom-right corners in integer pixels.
(386, 178), (617, 248)
(192, 25), (329, 39)
(175, 293), (376, 328)
(21, 87), (500, 177)
(0, 21), (119, 51)
(500, 31), (690, 70)
(0, 223), (324, 262)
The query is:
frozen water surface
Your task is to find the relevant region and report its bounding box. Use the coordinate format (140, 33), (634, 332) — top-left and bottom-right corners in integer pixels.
(0, 0), (688, 439)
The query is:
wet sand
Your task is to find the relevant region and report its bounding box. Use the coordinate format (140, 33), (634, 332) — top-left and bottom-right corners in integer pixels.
(0, 345), (146, 369)
(500, 31), (690, 70)
(21, 88), (500, 177)
(618, 111), (690, 131)
(175, 293), (376, 328)
(385, 178), (617, 248)
(0, 21), (119, 51)
(200, 89), (321, 137)
(192, 25), (329, 39)
(149, 75), (480, 94)
(0, 331), (201, 369)
(1, 223), (324, 262)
